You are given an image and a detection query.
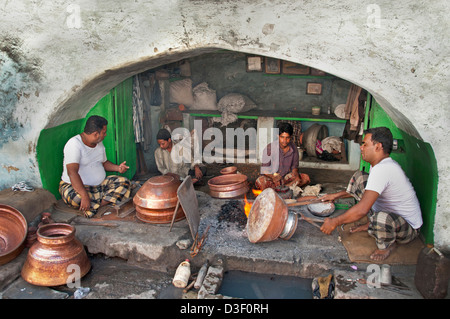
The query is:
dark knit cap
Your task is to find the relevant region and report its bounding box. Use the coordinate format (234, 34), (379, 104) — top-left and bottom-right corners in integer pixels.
(156, 128), (171, 141)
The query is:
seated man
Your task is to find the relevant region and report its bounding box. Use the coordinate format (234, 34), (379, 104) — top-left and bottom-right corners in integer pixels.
(256, 122), (310, 190)
(155, 128), (206, 184)
(319, 127), (423, 261)
(59, 115), (131, 218)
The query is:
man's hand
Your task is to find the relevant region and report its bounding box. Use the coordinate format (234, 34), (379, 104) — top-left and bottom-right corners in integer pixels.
(79, 194), (91, 212)
(272, 173), (283, 186)
(118, 161), (129, 174)
(194, 165), (203, 180)
(320, 217), (339, 235)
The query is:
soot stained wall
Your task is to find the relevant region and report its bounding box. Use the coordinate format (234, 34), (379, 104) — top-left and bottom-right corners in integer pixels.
(189, 51), (352, 114)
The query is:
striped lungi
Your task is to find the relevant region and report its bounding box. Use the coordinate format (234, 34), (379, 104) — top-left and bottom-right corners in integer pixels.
(345, 170), (420, 250)
(59, 175), (131, 217)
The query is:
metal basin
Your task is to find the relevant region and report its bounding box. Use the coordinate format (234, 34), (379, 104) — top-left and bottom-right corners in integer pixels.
(208, 174), (248, 199)
(133, 175), (181, 209)
(220, 166), (237, 175)
(307, 202), (335, 217)
(209, 184), (249, 199)
(136, 205), (186, 224)
(246, 188), (289, 243)
(0, 204), (27, 265)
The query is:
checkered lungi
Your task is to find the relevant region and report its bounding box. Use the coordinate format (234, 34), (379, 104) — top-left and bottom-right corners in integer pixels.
(59, 175), (131, 215)
(345, 170), (420, 250)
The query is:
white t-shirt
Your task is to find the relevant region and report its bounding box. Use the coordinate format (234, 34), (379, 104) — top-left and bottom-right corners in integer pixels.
(366, 157), (423, 229)
(61, 135), (107, 186)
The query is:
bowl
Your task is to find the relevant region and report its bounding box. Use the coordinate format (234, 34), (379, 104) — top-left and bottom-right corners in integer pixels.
(220, 166), (237, 175)
(307, 202), (335, 217)
(0, 204), (28, 265)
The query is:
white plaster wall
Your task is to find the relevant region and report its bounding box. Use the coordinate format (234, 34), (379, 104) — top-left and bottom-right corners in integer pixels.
(0, 0), (449, 250)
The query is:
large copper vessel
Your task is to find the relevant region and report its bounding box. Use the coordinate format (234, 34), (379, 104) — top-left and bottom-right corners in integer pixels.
(133, 175), (186, 224)
(208, 174), (249, 198)
(0, 204), (27, 265)
(21, 223), (91, 286)
(246, 188), (298, 243)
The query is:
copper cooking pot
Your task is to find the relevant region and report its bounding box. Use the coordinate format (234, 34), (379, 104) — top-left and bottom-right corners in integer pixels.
(220, 166), (237, 175)
(208, 174), (249, 198)
(136, 205), (185, 224)
(21, 223), (91, 286)
(133, 175), (181, 209)
(209, 185), (249, 199)
(0, 204), (27, 265)
(246, 188), (297, 243)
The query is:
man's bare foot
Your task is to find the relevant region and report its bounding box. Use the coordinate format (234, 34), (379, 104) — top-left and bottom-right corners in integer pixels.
(349, 222), (369, 233)
(370, 243), (397, 261)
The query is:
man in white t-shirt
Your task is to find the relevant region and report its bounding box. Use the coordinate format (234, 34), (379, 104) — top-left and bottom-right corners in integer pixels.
(319, 127), (422, 261)
(59, 115), (131, 218)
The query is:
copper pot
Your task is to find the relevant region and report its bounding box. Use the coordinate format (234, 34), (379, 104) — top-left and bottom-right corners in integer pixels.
(136, 205), (185, 224)
(209, 184), (249, 199)
(208, 174), (249, 198)
(246, 188), (297, 243)
(21, 223), (91, 286)
(220, 166), (237, 175)
(133, 175), (181, 209)
(0, 204), (27, 265)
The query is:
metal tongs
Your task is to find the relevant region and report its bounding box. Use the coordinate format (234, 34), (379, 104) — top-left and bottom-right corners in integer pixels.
(296, 212), (324, 229)
(190, 225), (210, 257)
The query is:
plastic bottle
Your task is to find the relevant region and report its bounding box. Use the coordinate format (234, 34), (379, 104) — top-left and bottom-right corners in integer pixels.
(172, 259), (191, 288)
(194, 261), (209, 289)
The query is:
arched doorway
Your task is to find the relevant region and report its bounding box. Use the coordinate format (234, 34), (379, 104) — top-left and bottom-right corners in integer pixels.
(36, 49), (438, 244)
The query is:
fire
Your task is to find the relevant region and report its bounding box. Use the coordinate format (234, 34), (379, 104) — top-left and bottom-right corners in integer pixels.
(244, 195), (252, 217)
(252, 189), (262, 196)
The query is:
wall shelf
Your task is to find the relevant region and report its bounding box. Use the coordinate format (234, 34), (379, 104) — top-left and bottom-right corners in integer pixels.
(183, 110), (346, 123)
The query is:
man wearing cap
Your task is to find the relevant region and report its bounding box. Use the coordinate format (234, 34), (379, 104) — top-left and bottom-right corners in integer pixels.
(155, 128), (206, 184)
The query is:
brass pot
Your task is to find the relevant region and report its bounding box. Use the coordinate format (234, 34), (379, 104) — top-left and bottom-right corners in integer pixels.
(0, 204), (27, 265)
(21, 223), (91, 286)
(133, 175), (181, 209)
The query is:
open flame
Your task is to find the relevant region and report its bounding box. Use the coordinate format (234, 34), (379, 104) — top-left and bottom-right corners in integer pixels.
(244, 195), (252, 217)
(252, 189), (262, 196)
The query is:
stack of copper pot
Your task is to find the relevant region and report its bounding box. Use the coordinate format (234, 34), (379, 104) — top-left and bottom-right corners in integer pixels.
(133, 175), (186, 224)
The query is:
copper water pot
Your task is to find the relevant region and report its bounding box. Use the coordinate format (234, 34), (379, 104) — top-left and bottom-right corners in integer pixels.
(21, 223), (91, 286)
